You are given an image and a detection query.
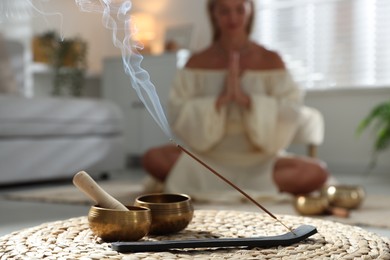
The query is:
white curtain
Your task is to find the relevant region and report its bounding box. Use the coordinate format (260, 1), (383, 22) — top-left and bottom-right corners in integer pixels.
(253, 0), (390, 89)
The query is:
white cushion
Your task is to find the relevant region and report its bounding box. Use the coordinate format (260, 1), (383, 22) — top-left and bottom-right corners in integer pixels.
(292, 106), (324, 146)
(0, 96), (123, 137)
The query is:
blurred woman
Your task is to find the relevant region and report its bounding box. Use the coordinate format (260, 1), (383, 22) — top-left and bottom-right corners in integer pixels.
(142, 0), (329, 201)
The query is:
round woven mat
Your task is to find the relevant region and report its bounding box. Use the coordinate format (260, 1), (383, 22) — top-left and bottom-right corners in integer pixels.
(1, 210), (389, 259)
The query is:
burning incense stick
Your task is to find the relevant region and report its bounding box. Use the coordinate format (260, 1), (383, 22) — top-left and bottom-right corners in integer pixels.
(176, 143), (295, 234)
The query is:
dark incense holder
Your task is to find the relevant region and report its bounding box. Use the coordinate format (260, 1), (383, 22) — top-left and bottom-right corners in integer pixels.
(112, 224), (317, 253)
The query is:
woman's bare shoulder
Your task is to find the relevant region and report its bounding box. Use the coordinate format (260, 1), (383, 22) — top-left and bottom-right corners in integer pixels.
(252, 44), (286, 70)
(185, 47), (218, 69)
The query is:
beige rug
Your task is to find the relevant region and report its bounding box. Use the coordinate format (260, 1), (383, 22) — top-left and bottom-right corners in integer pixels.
(1, 180), (145, 206)
(2, 180), (390, 229)
(196, 195), (390, 229)
(1, 211), (389, 259)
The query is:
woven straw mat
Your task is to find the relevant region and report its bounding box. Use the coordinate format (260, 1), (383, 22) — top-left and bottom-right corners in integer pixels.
(1, 210), (389, 259)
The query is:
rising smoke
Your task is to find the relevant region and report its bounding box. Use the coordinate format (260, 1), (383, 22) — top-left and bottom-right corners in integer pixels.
(0, 0), (173, 139)
(75, 0), (173, 139)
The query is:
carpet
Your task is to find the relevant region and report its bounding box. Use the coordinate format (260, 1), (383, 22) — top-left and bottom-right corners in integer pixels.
(196, 195), (390, 229)
(1, 179), (145, 206)
(2, 180), (390, 229)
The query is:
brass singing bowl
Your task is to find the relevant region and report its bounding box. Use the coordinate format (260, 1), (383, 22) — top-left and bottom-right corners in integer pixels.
(294, 195), (329, 216)
(321, 185), (365, 209)
(134, 193), (194, 235)
(88, 205), (151, 242)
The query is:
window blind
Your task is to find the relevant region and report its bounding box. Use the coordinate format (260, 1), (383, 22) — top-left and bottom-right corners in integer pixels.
(253, 0), (390, 89)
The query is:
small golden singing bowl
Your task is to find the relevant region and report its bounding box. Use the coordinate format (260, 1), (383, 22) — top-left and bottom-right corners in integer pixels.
(294, 195), (329, 216)
(322, 185), (365, 209)
(134, 193), (194, 235)
(88, 205), (151, 242)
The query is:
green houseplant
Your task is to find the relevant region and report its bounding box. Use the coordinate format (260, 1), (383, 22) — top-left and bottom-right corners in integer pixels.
(33, 31), (87, 96)
(51, 37), (87, 97)
(356, 100), (390, 170)
(32, 31), (57, 63)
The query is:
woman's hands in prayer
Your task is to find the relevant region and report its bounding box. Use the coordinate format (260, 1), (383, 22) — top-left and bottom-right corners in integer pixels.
(216, 52), (251, 112)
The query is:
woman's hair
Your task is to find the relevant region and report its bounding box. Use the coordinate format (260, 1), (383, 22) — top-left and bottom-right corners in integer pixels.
(207, 0), (255, 42)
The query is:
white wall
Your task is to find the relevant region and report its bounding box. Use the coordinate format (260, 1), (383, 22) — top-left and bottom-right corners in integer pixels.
(289, 88), (390, 175)
(31, 1), (118, 74)
(30, 0), (211, 74)
(131, 0), (210, 50)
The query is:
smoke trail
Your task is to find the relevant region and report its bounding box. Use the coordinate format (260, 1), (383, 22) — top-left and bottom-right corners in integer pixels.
(0, 0), (171, 137)
(27, 0), (65, 39)
(75, 0), (173, 139)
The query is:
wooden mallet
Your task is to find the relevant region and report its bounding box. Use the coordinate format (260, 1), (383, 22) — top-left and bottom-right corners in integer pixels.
(73, 171), (128, 211)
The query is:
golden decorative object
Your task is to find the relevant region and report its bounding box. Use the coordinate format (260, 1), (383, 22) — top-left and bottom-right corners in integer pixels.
(294, 195), (329, 216)
(32, 35), (56, 63)
(322, 185), (365, 209)
(134, 193), (194, 235)
(88, 205), (151, 242)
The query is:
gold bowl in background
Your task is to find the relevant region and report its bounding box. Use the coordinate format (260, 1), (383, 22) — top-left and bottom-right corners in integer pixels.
(294, 195), (329, 216)
(322, 185), (365, 209)
(134, 193), (194, 235)
(88, 205), (151, 242)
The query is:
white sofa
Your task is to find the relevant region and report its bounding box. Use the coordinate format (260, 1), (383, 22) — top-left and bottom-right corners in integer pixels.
(0, 95), (126, 185)
(0, 34), (125, 185)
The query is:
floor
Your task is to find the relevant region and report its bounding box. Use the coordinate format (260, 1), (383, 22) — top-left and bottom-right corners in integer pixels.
(0, 168), (390, 239)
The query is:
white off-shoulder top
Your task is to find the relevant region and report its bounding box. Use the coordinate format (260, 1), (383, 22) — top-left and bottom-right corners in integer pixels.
(164, 68), (305, 202)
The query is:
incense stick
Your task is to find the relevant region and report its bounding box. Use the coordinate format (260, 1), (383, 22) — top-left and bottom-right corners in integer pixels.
(176, 144), (295, 234)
